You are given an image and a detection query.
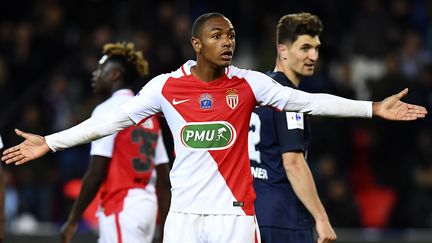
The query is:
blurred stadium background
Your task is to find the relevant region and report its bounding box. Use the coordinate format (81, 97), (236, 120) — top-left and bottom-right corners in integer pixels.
(0, 0), (432, 242)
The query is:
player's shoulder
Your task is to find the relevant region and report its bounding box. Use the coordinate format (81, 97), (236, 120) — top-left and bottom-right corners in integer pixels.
(228, 66), (282, 92)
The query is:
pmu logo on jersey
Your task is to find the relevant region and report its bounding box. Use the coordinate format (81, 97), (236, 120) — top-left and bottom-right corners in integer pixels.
(199, 93), (213, 109)
(180, 121), (236, 150)
(226, 88), (239, 109)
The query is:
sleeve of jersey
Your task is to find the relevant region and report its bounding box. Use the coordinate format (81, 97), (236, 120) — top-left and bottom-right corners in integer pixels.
(274, 112), (306, 153)
(121, 75), (166, 124)
(45, 107), (134, 152)
(246, 71), (372, 118)
(154, 130), (169, 165)
(89, 133), (116, 158)
(286, 89), (372, 118)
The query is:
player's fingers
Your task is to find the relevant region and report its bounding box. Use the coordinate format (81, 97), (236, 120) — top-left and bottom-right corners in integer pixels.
(4, 154), (24, 164)
(15, 157), (29, 165)
(407, 105), (428, 115)
(2, 144), (20, 156)
(1, 149), (22, 162)
(15, 128), (30, 139)
(406, 109), (426, 120)
(394, 88), (408, 99)
(414, 113), (426, 118)
(322, 235), (336, 243)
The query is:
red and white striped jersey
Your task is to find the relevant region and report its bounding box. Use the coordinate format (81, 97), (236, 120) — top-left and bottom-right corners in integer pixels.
(90, 89), (168, 215)
(122, 61), (293, 216)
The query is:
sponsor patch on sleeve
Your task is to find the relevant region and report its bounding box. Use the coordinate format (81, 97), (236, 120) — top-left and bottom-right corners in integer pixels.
(286, 112), (304, 130)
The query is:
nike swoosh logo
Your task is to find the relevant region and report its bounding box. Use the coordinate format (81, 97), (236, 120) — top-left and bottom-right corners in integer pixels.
(172, 98), (190, 105)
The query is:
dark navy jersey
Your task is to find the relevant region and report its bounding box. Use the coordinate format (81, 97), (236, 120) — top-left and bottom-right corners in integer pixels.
(249, 71), (313, 229)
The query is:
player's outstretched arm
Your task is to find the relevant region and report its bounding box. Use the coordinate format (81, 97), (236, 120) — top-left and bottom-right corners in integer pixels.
(1, 129), (50, 165)
(3, 108), (135, 166)
(372, 88), (428, 120)
(282, 85), (427, 119)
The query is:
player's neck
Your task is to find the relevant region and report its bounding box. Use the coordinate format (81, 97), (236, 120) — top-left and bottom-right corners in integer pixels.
(191, 63), (225, 82)
(274, 62), (301, 87)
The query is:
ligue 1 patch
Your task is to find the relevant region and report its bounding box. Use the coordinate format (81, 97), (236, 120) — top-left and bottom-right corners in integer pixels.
(226, 88), (238, 109)
(233, 201), (244, 207)
(286, 112), (304, 130)
(199, 93), (213, 109)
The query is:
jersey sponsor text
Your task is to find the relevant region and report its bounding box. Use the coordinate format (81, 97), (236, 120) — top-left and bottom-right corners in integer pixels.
(180, 121), (236, 150)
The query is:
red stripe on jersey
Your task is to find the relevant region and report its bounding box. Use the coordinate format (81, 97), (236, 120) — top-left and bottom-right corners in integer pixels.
(254, 216), (260, 243)
(162, 73), (257, 215)
(181, 64), (187, 76)
(115, 212), (123, 243)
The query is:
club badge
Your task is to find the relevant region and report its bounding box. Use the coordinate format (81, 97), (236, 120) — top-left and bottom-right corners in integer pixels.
(226, 88), (238, 109)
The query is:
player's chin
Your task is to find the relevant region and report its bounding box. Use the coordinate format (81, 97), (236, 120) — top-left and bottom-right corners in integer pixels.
(302, 69), (315, 76)
(218, 60), (231, 67)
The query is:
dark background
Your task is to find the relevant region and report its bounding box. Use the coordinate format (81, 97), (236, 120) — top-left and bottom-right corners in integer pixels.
(0, 0), (431, 241)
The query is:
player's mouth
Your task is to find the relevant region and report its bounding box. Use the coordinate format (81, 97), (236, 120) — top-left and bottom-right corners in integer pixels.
(221, 50), (233, 61)
(304, 63), (315, 70)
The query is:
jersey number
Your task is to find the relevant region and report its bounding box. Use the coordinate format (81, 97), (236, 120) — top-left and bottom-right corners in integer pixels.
(248, 112), (261, 163)
(131, 128), (157, 173)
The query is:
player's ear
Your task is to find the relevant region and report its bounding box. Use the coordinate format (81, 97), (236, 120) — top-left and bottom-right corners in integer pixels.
(191, 37), (202, 54)
(109, 68), (122, 81)
(277, 44), (288, 60)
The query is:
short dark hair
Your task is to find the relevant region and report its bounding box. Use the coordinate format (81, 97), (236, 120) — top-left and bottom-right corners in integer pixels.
(102, 42), (149, 84)
(191, 12), (226, 38)
(276, 13), (323, 45)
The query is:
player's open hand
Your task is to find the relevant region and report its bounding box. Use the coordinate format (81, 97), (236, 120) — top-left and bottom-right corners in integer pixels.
(1, 129), (50, 165)
(373, 88), (428, 121)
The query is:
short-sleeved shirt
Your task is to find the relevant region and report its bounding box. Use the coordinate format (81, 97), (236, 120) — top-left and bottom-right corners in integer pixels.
(121, 61), (295, 216)
(90, 89), (169, 215)
(250, 71), (314, 229)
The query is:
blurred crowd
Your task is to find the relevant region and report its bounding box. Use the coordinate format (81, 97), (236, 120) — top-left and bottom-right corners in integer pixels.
(0, 0), (432, 235)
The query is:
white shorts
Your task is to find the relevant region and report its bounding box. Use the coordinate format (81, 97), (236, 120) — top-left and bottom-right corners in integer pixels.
(163, 211), (261, 243)
(97, 192), (158, 243)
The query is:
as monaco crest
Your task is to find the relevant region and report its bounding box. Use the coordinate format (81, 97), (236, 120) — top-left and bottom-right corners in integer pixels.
(226, 88), (239, 109)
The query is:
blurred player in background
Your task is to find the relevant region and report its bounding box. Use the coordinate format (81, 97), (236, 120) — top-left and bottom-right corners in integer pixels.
(60, 42), (171, 243)
(2, 13), (427, 243)
(250, 13), (336, 243)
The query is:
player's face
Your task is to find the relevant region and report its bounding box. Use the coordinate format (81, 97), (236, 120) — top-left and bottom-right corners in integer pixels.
(195, 17), (236, 67)
(92, 56), (115, 95)
(282, 35), (320, 77)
